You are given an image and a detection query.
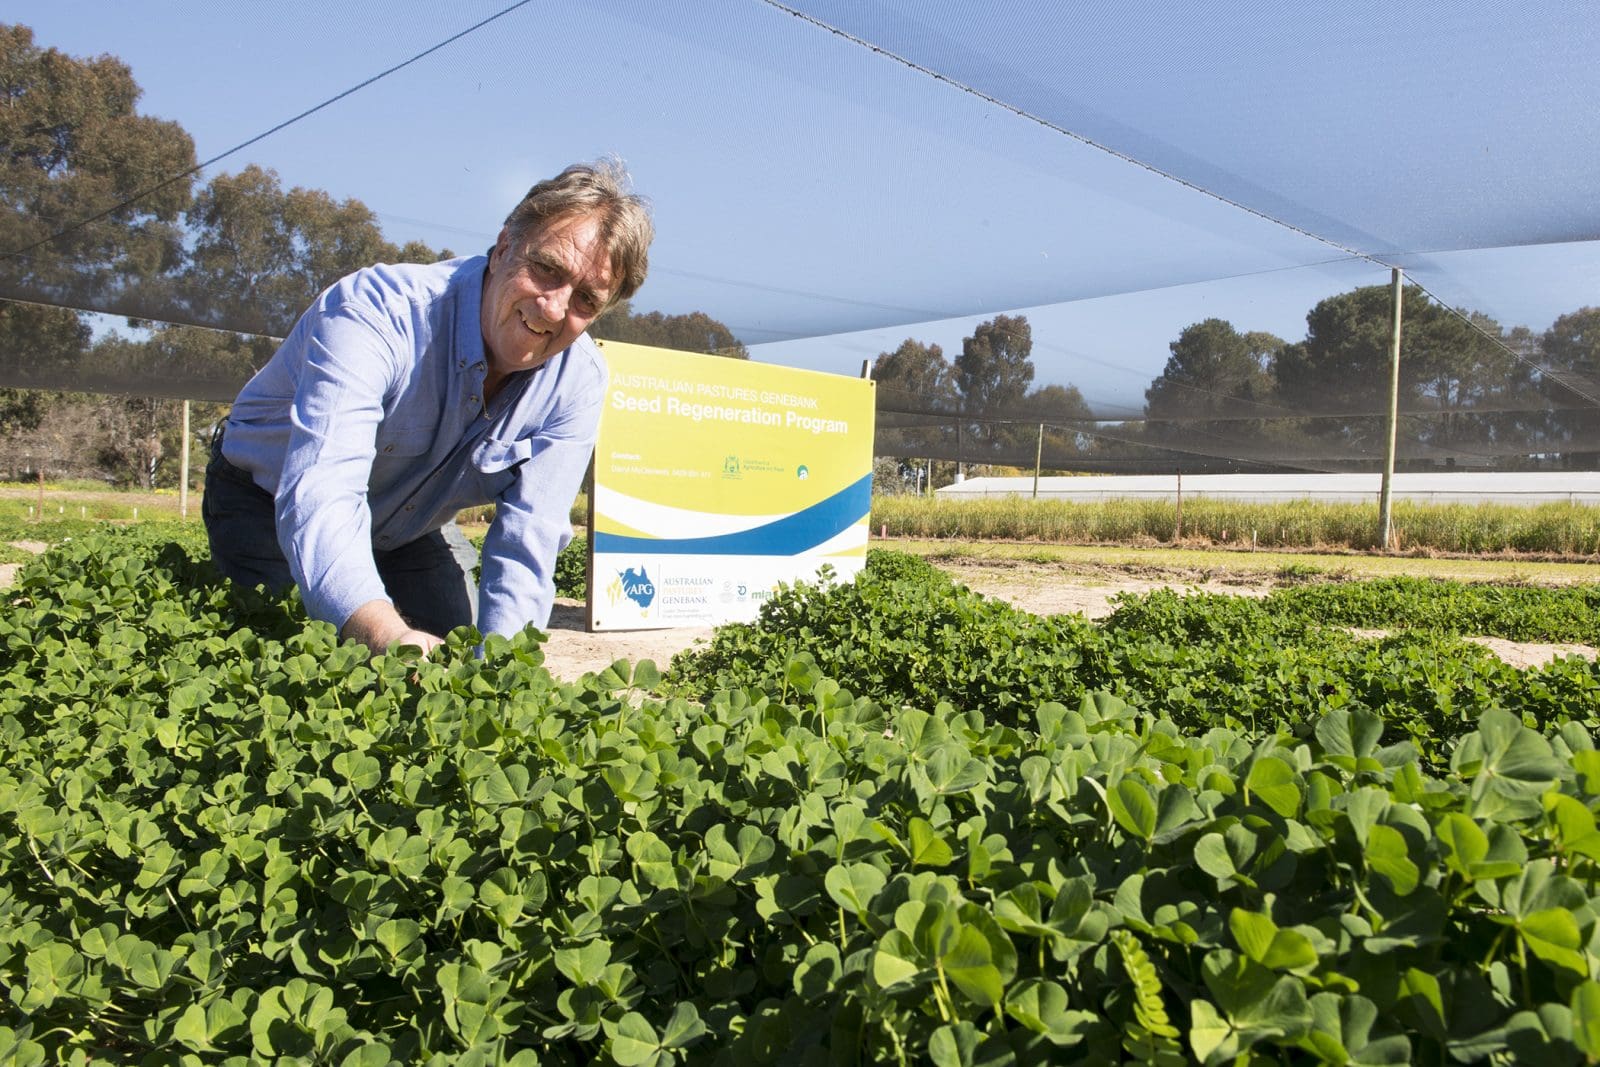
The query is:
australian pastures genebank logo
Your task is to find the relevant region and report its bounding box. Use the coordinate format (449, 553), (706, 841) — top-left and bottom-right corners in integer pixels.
(608, 566), (721, 613)
(656, 573), (714, 609)
(607, 566), (655, 611)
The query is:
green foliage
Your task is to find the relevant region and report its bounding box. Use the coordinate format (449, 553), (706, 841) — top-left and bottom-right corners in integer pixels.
(955, 315), (1034, 453)
(1277, 286), (1525, 423)
(858, 546), (949, 585)
(872, 494), (1600, 555)
(590, 301), (747, 359)
(667, 549), (1098, 719)
(671, 557), (1600, 771)
(0, 24), (196, 301)
(554, 535), (588, 600)
(1266, 574), (1600, 644)
(4, 533), (1600, 1064)
(1143, 318), (1280, 436)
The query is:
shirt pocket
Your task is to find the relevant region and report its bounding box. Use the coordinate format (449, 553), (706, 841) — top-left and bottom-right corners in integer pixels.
(374, 419), (435, 458)
(471, 436), (534, 498)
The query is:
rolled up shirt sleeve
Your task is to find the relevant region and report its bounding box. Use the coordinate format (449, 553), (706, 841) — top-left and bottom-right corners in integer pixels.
(476, 366), (604, 637)
(275, 303), (401, 630)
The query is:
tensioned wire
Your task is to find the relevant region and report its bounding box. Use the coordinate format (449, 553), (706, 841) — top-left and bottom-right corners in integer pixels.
(875, 390), (1550, 471)
(759, 2), (1600, 420)
(755, 0), (1379, 269)
(3, 2), (1591, 457)
(1402, 274), (1600, 409)
(0, 1), (538, 266)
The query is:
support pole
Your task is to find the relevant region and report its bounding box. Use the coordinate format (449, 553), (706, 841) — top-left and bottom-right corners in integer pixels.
(179, 400), (191, 519)
(1033, 424), (1044, 499)
(1378, 268), (1403, 551)
(1174, 470), (1183, 541)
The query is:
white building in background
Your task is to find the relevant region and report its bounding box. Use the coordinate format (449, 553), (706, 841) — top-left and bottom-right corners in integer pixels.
(934, 472), (1600, 506)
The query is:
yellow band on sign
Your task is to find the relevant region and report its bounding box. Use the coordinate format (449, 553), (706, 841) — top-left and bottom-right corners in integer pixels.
(588, 341), (876, 631)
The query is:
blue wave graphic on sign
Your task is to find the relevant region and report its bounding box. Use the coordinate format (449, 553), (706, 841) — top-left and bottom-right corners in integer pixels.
(594, 474), (871, 556)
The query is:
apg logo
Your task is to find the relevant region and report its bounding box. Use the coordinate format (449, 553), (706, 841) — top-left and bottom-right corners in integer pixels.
(609, 565), (656, 610)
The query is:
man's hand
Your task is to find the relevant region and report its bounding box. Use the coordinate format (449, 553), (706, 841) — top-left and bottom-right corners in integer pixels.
(341, 599), (444, 656)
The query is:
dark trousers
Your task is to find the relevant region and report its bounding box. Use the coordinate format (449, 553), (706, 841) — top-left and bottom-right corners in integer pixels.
(202, 443), (478, 637)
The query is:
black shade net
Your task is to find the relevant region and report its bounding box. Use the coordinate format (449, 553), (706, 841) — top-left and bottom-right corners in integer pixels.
(2, 2), (1597, 475)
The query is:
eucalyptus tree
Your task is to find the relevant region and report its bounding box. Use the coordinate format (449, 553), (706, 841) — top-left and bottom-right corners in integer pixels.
(1274, 284), (1530, 467)
(0, 22), (196, 392)
(590, 301), (748, 358)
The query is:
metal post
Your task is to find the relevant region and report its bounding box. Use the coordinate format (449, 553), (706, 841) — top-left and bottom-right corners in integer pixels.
(179, 400), (191, 519)
(1033, 424), (1044, 498)
(1378, 268), (1403, 551)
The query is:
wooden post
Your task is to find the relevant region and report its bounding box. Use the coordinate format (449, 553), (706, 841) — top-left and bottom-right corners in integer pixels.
(1174, 470), (1183, 541)
(179, 400), (191, 519)
(1378, 268), (1403, 551)
(1033, 424), (1044, 498)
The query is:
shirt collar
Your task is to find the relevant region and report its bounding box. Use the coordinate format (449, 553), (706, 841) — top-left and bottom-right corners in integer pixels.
(454, 255), (490, 379)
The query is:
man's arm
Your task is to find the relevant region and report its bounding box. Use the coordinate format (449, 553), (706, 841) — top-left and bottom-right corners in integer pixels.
(274, 302), (410, 644)
(341, 599), (443, 655)
(477, 372), (605, 636)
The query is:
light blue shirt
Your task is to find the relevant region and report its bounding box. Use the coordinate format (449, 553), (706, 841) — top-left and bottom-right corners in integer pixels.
(221, 255), (604, 637)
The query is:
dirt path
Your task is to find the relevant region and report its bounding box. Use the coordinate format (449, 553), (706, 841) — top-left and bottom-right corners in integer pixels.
(541, 599), (717, 680)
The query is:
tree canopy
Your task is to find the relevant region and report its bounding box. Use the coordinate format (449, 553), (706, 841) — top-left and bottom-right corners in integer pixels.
(0, 21), (755, 486)
(955, 314), (1034, 417)
(0, 21), (745, 383)
(1269, 284), (1536, 463)
(0, 24), (196, 314)
(1144, 319), (1281, 422)
(4, 22), (1600, 479)
(1538, 306), (1600, 463)
(871, 338), (956, 413)
(589, 301), (747, 358)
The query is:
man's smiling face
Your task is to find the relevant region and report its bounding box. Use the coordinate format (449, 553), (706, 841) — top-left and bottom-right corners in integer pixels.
(480, 212), (613, 392)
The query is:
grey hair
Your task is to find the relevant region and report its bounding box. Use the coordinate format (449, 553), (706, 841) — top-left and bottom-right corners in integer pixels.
(501, 158), (653, 308)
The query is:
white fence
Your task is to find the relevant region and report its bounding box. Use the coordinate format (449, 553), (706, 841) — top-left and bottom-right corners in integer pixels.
(935, 472), (1600, 506)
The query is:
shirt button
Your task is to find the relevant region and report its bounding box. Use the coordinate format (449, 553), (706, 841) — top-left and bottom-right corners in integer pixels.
(405, 504), (415, 512)
(469, 395), (480, 404)
(383, 445), (394, 453)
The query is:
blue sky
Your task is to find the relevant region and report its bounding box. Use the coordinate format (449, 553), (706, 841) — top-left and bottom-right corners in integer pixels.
(10, 2), (1598, 412)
